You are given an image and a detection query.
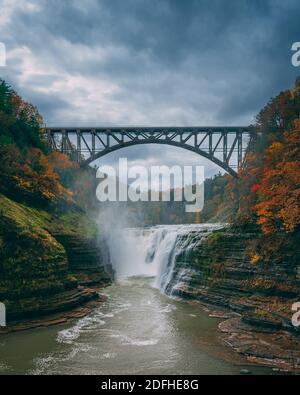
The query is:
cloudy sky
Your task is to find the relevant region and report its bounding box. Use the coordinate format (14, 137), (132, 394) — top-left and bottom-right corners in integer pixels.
(0, 0), (299, 177)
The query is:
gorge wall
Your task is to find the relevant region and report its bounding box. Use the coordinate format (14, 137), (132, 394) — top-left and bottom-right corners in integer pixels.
(163, 226), (300, 369)
(167, 227), (300, 332)
(0, 193), (113, 325)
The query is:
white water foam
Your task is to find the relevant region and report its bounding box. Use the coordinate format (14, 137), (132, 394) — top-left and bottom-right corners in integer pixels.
(107, 224), (224, 294)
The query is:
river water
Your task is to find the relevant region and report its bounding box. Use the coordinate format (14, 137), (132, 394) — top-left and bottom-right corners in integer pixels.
(0, 225), (271, 375)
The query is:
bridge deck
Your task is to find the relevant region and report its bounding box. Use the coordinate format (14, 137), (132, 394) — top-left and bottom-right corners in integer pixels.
(45, 126), (255, 177)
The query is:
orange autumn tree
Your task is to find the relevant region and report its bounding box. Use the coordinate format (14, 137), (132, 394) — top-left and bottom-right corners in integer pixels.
(255, 120), (300, 234)
(0, 80), (78, 206)
(27, 148), (74, 202)
(48, 151), (79, 186)
(8, 148), (73, 204)
(233, 78), (300, 227)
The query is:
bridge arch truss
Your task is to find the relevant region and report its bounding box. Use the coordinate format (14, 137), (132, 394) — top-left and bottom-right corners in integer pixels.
(45, 126), (254, 177)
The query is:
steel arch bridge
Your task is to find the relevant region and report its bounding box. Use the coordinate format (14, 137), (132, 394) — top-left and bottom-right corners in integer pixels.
(45, 126), (254, 177)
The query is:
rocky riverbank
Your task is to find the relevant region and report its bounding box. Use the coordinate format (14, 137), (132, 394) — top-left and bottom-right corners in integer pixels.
(0, 194), (113, 330)
(166, 226), (300, 371)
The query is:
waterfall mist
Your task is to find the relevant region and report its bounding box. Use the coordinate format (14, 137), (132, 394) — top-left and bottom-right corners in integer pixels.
(97, 202), (224, 294)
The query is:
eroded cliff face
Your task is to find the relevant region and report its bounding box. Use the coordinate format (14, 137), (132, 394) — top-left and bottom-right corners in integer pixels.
(167, 229), (299, 329)
(0, 194), (113, 324)
(165, 227), (300, 369)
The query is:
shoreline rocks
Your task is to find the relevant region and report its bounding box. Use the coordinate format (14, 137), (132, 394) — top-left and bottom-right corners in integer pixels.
(167, 227), (300, 372)
(0, 291), (107, 334)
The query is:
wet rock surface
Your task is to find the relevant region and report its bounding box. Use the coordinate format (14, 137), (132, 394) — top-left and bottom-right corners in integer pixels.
(167, 227), (300, 371)
(0, 194), (113, 328)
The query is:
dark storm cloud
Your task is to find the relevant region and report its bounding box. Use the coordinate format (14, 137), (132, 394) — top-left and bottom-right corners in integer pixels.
(0, 0), (299, 173)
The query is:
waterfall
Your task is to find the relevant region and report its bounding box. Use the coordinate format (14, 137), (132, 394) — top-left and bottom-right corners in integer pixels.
(107, 224), (224, 294)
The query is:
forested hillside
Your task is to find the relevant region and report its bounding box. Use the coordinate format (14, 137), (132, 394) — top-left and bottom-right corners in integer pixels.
(200, 78), (300, 266)
(0, 80), (112, 325)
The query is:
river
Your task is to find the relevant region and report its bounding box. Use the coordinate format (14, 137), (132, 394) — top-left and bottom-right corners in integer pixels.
(0, 225), (272, 375)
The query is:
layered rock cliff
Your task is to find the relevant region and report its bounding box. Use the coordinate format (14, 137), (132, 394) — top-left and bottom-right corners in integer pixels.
(0, 194), (113, 325)
(165, 227), (300, 369)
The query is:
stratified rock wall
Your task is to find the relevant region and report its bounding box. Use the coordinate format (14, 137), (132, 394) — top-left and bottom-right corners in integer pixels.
(0, 194), (113, 322)
(167, 228), (300, 334)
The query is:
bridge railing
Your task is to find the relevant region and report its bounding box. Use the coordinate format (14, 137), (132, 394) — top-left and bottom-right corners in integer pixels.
(44, 126), (255, 177)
